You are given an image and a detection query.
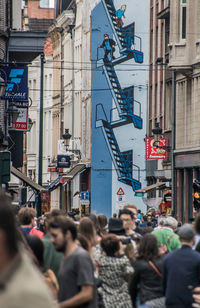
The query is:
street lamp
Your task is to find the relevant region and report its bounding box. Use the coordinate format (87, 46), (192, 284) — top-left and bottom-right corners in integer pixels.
(62, 129), (81, 158)
(152, 122), (163, 146)
(62, 129), (72, 147)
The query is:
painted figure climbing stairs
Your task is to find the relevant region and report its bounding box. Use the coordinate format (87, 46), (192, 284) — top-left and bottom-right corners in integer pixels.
(101, 0), (144, 64)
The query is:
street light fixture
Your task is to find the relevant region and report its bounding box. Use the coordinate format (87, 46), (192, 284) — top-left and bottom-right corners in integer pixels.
(28, 118), (33, 132)
(62, 129), (72, 147)
(62, 128), (81, 158)
(152, 122), (163, 147)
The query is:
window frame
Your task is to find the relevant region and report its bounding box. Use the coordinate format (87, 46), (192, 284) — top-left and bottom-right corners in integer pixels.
(180, 0), (187, 40)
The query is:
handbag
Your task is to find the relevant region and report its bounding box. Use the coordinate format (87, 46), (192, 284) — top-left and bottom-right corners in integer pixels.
(144, 261), (166, 308)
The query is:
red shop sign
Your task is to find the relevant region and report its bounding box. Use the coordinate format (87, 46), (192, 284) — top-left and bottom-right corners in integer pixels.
(146, 138), (167, 160)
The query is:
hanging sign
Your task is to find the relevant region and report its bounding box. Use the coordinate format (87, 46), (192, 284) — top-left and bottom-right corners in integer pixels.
(146, 138), (167, 160)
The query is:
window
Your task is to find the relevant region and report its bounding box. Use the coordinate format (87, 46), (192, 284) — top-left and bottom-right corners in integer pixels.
(40, 0), (54, 8)
(180, 0), (187, 39)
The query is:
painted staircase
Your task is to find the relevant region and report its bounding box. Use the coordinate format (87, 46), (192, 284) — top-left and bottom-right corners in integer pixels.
(96, 118), (141, 191)
(97, 59), (143, 129)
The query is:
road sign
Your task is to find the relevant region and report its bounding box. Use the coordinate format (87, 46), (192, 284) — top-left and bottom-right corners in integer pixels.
(81, 191), (89, 201)
(80, 200), (90, 205)
(117, 187), (125, 195)
(135, 192), (145, 197)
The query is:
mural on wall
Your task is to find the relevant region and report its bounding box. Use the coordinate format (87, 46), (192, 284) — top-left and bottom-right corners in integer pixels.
(91, 0), (149, 217)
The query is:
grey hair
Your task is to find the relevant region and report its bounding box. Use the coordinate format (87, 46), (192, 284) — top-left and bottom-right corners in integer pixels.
(178, 224), (194, 242)
(164, 216), (178, 229)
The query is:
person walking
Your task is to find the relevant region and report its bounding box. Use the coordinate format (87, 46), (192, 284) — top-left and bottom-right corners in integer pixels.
(152, 216), (181, 253)
(129, 233), (164, 308)
(42, 212), (64, 278)
(163, 224), (200, 308)
(49, 215), (97, 308)
(18, 207), (44, 239)
(98, 234), (133, 308)
(0, 193), (56, 308)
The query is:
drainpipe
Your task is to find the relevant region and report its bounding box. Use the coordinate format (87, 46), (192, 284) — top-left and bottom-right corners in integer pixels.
(37, 53), (44, 217)
(171, 70), (176, 214)
(59, 28), (64, 210)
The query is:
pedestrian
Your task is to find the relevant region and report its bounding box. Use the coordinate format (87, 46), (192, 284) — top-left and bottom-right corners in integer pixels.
(26, 234), (59, 299)
(42, 211), (64, 278)
(98, 234), (133, 308)
(98, 34), (116, 61)
(18, 207), (44, 239)
(0, 193), (56, 308)
(124, 204), (144, 235)
(163, 224), (200, 308)
(119, 208), (142, 241)
(129, 233), (164, 308)
(79, 216), (97, 257)
(49, 215), (97, 307)
(193, 213), (200, 250)
(152, 216), (181, 254)
(97, 214), (108, 237)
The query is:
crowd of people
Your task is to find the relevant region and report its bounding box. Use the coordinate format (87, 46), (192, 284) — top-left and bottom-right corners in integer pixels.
(1, 193), (200, 307)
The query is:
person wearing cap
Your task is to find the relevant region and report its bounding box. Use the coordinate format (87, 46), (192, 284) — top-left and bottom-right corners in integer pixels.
(163, 224), (200, 308)
(152, 216), (181, 253)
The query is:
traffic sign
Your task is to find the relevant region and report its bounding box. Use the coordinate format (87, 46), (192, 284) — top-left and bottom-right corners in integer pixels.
(117, 187), (125, 195)
(135, 192), (145, 197)
(81, 191), (89, 200)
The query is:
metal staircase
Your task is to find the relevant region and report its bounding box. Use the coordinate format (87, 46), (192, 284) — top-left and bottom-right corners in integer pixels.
(97, 59), (143, 129)
(96, 114), (141, 191)
(101, 0), (144, 64)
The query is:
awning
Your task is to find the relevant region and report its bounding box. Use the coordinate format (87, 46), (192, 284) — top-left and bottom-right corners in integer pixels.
(47, 175), (64, 192)
(136, 182), (166, 193)
(11, 166), (46, 193)
(64, 163), (88, 184)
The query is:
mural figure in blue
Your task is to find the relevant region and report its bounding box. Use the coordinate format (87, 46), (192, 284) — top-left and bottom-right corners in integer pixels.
(98, 34), (116, 61)
(115, 4), (126, 28)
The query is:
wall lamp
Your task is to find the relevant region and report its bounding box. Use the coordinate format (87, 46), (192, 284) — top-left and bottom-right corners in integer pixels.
(62, 129), (81, 156)
(152, 122), (171, 151)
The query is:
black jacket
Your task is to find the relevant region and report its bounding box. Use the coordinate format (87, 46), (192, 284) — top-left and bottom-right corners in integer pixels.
(163, 245), (200, 308)
(129, 257), (164, 307)
(100, 39), (116, 49)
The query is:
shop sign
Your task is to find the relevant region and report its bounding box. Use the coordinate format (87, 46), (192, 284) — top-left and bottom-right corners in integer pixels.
(146, 138), (167, 160)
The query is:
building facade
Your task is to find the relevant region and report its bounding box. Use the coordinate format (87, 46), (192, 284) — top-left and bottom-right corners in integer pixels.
(147, 0), (172, 204)
(148, 0), (200, 221)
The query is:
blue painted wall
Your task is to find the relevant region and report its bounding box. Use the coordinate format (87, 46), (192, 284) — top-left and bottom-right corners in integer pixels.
(91, 2), (114, 218)
(91, 0), (149, 217)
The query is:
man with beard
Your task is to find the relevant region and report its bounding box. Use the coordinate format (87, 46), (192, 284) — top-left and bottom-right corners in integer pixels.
(49, 216), (97, 308)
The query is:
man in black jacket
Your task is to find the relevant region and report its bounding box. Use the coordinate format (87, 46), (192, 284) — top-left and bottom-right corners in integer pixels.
(99, 34), (116, 61)
(163, 224), (200, 308)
